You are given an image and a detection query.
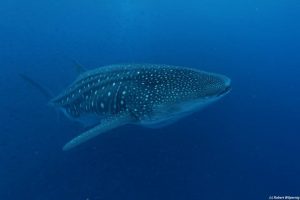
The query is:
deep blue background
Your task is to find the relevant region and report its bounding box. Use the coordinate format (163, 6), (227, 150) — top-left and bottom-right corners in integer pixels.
(1, 0), (300, 199)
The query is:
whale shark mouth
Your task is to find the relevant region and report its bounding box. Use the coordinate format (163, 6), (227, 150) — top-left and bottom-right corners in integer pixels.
(217, 85), (232, 97)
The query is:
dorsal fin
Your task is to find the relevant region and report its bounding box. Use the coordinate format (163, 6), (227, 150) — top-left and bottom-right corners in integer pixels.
(72, 60), (87, 75)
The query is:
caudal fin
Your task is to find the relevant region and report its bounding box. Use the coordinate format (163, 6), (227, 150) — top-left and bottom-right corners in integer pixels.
(19, 74), (53, 99)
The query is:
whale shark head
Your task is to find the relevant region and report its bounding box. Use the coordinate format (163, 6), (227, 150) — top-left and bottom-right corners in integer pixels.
(134, 67), (231, 127)
(194, 72), (231, 101)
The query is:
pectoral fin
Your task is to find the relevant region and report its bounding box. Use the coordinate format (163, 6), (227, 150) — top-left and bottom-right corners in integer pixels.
(63, 115), (130, 151)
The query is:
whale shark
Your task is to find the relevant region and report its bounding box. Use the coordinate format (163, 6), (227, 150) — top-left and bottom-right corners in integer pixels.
(23, 64), (231, 151)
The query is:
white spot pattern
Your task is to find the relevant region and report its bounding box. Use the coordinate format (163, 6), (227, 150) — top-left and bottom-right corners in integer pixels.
(50, 64), (229, 119)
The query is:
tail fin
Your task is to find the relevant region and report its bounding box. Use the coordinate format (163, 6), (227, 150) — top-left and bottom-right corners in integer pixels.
(19, 74), (53, 99)
(20, 74), (61, 122)
(19, 59), (87, 99)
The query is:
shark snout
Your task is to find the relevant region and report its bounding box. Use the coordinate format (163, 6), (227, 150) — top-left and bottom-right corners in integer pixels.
(217, 76), (231, 97)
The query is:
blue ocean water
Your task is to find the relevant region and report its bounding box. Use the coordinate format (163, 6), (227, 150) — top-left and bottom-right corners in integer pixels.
(1, 0), (300, 199)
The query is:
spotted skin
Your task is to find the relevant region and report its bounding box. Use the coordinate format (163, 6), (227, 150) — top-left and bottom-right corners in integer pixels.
(49, 64), (231, 150)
